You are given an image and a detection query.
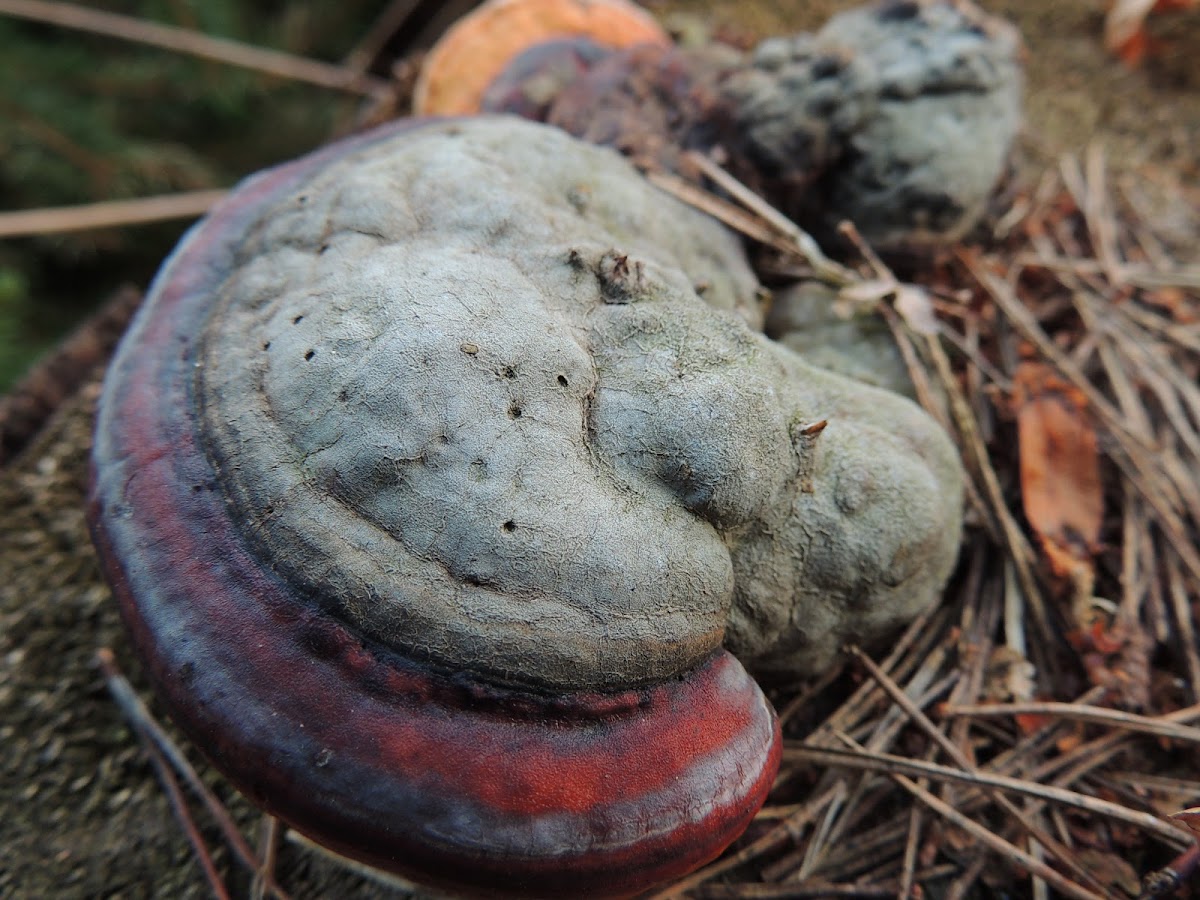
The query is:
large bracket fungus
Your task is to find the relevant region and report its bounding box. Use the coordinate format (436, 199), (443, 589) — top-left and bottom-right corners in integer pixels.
(90, 117), (963, 897)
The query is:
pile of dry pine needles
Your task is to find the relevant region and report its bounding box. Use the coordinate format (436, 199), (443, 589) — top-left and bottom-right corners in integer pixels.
(2, 2), (1199, 898)
(646, 147), (1200, 900)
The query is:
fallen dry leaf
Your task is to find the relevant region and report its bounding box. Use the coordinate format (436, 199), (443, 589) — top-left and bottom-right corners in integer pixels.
(1171, 807), (1200, 834)
(894, 284), (940, 336)
(1013, 361), (1104, 597)
(833, 280), (940, 336)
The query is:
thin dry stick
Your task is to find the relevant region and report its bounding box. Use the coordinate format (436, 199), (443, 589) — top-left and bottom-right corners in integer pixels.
(251, 816), (282, 900)
(901, 697), (1161, 860)
(799, 817), (908, 884)
(878, 306), (998, 553)
(845, 647), (1111, 896)
(834, 735), (1105, 900)
(945, 554), (999, 785)
(796, 782), (849, 881)
(963, 255), (1152, 453)
(938, 322), (1014, 391)
(1119, 301), (1200, 355)
(775, 661), (845, 726)
(1113, 772), (1200, 796)
(876, 302), (959, 449)
(0, 190), (226, 238)
(645, 170), (795, 255)
(1073, 294), (1154, 439)
(928, 327), (1052, 643)
(899, 789), (923, 900)
(96, 649), (291, 900)
(1029, 833), (1049, 900)
(807, 603), (949, 750)
(802, 665), (949, 872)
(798, 649), (956, 880)
(646, 786), (843, 900)
(869, 263), (1052, 665)
(1060, 149), (1123, 285)
(140, 737), (233, 900)
(342, 0), (423, 74)
(683, 151), (857, 286)
(941, 702), (1200, 744)
(1113, 449), (1200, 584)
(944, 851), (989, 900)
(976, 686), (1108, 785)
(1083, 292), (1200, 525)
(1167, 560), (1200, 703)
(285, 830), (423, 893)
(691, 881), (900, 899)
(788, 744), (1192, 849)
(100, 654), (232, 899)
(1119, 481), (1148, 649)
(0, 0), (389, 95)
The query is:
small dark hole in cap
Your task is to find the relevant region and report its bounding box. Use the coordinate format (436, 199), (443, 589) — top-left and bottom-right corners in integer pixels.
(877, 0), (920, 21)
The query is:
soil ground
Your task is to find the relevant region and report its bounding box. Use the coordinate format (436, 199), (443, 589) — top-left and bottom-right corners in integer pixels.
(2, 1), (1199, 897)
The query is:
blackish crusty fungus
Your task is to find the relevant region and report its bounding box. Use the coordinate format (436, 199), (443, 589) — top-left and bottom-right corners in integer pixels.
(722, 0), (1024, 247)
(90, 117), (963, 896)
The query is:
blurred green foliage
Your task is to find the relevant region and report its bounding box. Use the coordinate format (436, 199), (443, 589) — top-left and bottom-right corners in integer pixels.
(0, 0), (387, 389)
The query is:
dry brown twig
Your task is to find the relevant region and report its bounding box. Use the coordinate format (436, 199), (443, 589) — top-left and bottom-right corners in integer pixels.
(0, 190), (227, 239)
(0, 0), (389, 95)
(96, 649), (291, 900)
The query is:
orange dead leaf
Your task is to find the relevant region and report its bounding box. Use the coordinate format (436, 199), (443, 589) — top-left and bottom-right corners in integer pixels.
(1014, 711), (1051, 734)
(1013, 362), (1104, 586)
(1055, 725), (1084, 755)
(1106, 0), (1199, 65)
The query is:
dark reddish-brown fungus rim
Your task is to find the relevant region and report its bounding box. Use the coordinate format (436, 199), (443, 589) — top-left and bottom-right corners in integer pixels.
(88, 117), (782, 898)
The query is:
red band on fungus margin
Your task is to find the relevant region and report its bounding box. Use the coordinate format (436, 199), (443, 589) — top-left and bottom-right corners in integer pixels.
(89, 119), (781, 898)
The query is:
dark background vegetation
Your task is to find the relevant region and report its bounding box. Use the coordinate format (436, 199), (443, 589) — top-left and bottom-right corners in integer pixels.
(0, 0), (385, 389)
(3, 0), (1199, 392)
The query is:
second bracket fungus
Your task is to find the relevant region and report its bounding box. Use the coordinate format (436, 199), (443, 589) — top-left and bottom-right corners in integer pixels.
(90, 117), (964, 897)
